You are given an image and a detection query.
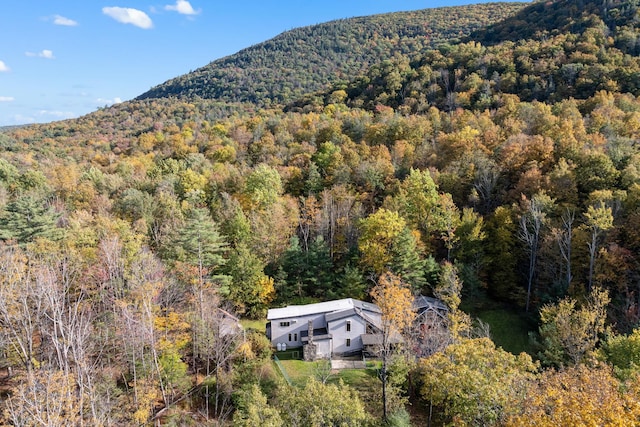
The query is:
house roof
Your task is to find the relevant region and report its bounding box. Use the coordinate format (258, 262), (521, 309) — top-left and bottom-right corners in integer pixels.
(413, 295), (448, 312)
(361, 332), (403, 346)
(301, 328), (331, 342)
(325, 306), (381, 330)
(325, 307), (358, 322)
(267, 298), (380, 320)
(301, 328), (329, 337)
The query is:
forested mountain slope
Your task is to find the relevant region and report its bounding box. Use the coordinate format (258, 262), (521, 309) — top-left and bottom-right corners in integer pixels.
(136, 2), (526, 106)
(312, 0), (640, 112)
(471, 0), (640, 45)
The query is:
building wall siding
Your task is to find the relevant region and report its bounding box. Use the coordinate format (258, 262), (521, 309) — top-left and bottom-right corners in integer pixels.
(328, 315), (366, 354)
(270, 313), (326, 347)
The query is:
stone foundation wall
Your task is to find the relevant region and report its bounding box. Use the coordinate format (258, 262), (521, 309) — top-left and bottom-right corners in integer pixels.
(303, 343), (317, 361)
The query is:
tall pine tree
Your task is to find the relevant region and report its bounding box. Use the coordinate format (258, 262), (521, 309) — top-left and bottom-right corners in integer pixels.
(0, 195), (63, 245)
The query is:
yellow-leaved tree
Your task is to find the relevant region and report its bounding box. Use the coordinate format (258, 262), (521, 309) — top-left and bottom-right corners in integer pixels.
(536, 287), (610, 367)
(420, 337), (537, 426)
(370, 271), (414, 420)
(359, 209), (407, 275)
(506, 363), (640, 426)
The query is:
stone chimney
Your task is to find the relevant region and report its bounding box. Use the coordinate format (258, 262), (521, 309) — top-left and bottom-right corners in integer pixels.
(303, 320), (317, 361)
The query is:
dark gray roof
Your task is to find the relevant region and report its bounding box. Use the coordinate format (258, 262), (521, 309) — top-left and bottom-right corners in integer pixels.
(325, 308), (357, 322)
(361, 333), (403, 346)
(301, 328), (332, 342)
(301, 328), (329, 337)
(413, 295), (448, 312)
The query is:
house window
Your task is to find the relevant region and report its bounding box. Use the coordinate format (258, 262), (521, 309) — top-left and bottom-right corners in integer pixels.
(346, 320), (351, 332)
(288, 333), (292, 341)
(294, 333), (298, 341)
(346, 338), (351, 347)
(280, 321), (290, 327)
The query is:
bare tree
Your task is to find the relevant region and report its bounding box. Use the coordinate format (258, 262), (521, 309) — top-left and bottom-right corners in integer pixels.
(97, 236), (126, 303)
(555, 208), (575, 294)
(318, 186), (362, 260)
(409, 309), (452, 358)
(35, 252), (98, 423)
(0, 245), (115, 426)
(473, 158), (501, 214)
(116, 248), (169, 424)
(298, 195), (319, 253)
(194, 300), (242, 422)
(4, 369), (81, 427)
(518, 196), (546, 312)
(0, 245), (43, 374)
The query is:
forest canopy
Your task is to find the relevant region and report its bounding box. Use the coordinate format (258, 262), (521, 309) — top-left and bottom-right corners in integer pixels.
(2, 0), (640, 424)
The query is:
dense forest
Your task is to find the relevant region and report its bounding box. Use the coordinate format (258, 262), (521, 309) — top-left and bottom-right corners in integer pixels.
(136, 2), (526, 106)
(1, 0), (640, 425)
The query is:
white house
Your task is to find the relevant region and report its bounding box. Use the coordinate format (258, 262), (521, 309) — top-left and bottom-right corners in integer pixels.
(266, 298), (382, 359)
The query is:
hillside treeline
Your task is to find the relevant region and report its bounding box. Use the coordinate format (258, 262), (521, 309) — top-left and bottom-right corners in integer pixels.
(136, 2), (526, 106)
(2, 84), (640, 423)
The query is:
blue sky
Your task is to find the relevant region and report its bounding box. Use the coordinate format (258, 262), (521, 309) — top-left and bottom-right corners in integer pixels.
(0, 0), (509, 126)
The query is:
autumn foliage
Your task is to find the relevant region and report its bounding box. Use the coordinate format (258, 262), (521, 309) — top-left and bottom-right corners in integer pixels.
(2, 0), (640, 423)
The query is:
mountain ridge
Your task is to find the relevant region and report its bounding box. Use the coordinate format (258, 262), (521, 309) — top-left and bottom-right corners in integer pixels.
(470, 0), (640, 45)
(135, 2), (527, 106)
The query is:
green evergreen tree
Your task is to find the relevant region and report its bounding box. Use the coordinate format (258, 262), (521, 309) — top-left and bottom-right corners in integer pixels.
(279, 235), (334, 301)
(389, 227), (427, 293)
(173, 207), (230, 287)
(305, 236), (334, 298)
(0, 195), (63, 245)
(226, 243), (273, 318)
(176, 208), (225, 263)
(305, 161), (324, 195)
(484, 206), (522, 303)
(335, 264), (367, 300)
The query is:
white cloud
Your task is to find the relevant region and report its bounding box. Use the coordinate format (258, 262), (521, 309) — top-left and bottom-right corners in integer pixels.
(0, 97), (14, 102)
(11, 115), (36, 125)
(0, 61), (9, 72)
(38, 110), (77, 120)
(53, 15), (78, 26)
(103, 7), (153, 29)
(26, 50), (55, 59)
(164, 0), (199, 15)
(96, 97), (122, 105)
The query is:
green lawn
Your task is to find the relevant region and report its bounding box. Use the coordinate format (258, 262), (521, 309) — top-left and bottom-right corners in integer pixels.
(274, 355), (380, 390)
(474, 308), (535, 355)
(240, 318), (267, 332)
(277, 359), (326, 386)
(330, 367), (379, 391)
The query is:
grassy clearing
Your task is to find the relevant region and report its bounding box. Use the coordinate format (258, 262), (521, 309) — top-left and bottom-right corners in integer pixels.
(274, 353), (381, 390)
(331, 367), (378, 391)
(475, 308), (535, 355)
(277, 359), (323, 386)
(239, 318), (267, 331)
